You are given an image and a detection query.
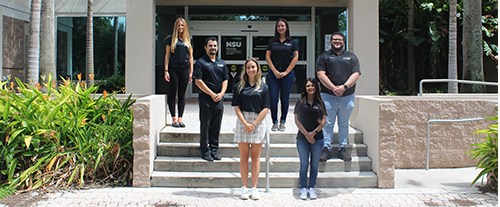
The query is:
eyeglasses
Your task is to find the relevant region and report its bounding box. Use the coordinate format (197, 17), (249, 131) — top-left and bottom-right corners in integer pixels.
(332, 38), (344, 41)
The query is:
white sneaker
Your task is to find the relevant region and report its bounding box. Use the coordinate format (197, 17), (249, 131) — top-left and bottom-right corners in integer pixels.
(299, 188), (308, 200)
(308, 187), (317, 199)
(271, 123), (279, 131)
(240, 186), (250, 200)
(251, 187), (260, 200)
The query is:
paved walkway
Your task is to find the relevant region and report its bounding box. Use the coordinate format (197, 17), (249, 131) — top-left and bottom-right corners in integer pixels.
(5, 100), (498, 207)
(31, 168), (497, 206)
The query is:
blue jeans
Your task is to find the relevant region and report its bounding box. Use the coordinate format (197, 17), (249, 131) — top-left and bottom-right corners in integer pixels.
(267, 70), (294, 124)
(297, 138), (324, 189)
(321, 93), (355, 151)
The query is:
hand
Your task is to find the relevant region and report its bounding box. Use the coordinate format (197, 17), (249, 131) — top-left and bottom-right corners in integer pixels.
(244, 122), (255, 133)
(164, 72), (170, 82)
(188, 73), (193, 83)
(273, 70), (283, 79)
(333, 85), (346, 97)
(212, 93), (222, 102)
(305, 131), (316, 144)
(279, 72), (288, 78)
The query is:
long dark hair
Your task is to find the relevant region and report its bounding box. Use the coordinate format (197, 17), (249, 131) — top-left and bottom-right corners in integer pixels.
(273, 18), (292, 41)
(297, 78), (326, 121)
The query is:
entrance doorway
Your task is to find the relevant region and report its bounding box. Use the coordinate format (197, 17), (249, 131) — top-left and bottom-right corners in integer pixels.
(189, 21), (311, 99)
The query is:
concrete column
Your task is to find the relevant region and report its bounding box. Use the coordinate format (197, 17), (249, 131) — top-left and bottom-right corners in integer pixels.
(348, 0), (379, 95)
(125, 0), (155, 95)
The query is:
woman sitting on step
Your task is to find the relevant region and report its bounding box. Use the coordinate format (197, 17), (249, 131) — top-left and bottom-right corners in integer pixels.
(232, 58), (270, 200)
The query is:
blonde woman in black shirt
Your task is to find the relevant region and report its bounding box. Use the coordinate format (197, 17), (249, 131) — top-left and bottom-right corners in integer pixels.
(294, 78), (326, 200)
(232, 58), (270, 200)
(164, 18), (193, 127)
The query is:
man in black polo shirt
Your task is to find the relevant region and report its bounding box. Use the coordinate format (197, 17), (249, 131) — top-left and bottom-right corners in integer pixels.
(316, 32), (361, 162)
(193, 37), (229, 162)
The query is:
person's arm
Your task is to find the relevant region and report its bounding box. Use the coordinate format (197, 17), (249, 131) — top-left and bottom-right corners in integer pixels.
(317, 71), (337, 92)
(195, 79), (217, 100)
(266, 50), (282, 79)
(294, 114), (315, 144)
(188, 47), (194, 83)
(164, 45), (171, 82)
(252, 108), (269, 128)
(333, 72), (360, 97)
(234, 106), (254, 133)
(282, 50), (299, 76)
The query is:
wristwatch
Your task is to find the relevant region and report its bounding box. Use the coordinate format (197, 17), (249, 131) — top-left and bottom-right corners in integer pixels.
(343, 84), (348, 89)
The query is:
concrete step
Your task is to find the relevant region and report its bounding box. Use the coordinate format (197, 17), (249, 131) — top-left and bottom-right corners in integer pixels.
(150, 171), (377, 188)
(154, 156), (373, 172)
(160, 122), (363, 144)
(157, 143), (368, 157)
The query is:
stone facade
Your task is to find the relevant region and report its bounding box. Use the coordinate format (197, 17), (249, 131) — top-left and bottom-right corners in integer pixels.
(357, 96), (498, 188)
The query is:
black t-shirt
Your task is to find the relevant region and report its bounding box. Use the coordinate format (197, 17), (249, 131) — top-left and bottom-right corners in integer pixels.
(232, 83), (270, 113)
(193, 54), (229, 94)
(165, 36), (190, 69)
(315, 49), (361, 96)
(294, 99), (325, 140)
(266, 38), (298, 72)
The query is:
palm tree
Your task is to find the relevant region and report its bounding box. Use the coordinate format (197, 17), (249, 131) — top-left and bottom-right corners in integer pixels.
(40, 0), (56, 85)
(462, 0), (486, 92)
(113, 16), (119, 76)
(407, 0), (415, 93)
(86, 0), (95, 86)
(27, 0), (42, 86)
(448, 0), (458, 93)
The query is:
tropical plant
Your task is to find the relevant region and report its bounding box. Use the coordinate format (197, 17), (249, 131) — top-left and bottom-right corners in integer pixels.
(467, 116), (498, 190)
(0, 74), (135, 195)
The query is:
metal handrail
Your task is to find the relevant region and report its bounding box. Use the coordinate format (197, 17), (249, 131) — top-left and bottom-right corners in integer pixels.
(265, 116), (270, 192)
(418, 79), (498, 96)
(426, 118), (485, 170)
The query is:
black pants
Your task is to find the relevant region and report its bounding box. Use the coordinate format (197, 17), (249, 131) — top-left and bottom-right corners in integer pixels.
(198, 93), (224, 157)
(167, 67), (190, 118)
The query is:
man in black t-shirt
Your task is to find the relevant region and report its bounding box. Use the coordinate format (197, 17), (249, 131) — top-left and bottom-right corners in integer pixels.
(193, 37), (229, 162)
(316, 32), (361, 162)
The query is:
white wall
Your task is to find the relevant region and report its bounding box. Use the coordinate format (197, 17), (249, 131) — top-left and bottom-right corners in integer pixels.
(348, 0), (379, 95)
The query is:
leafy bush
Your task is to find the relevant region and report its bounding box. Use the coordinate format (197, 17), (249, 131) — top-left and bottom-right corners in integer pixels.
(0, 74), (135, 193)
(96, 74), (125, 93)
(467, 116), (498, 190)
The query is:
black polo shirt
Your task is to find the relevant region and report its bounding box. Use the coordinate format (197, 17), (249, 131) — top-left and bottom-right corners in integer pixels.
(266, 38), (298, 72)
(232, 83), (270, 113)
(165, 36), (190, 69)
(315, 49), (361, 96)
(294, 99), (325, 140)
(193, 54), (229, 94)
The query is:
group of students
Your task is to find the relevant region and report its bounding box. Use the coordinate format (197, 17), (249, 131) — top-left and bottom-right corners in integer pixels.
(164, 17), (361, 201)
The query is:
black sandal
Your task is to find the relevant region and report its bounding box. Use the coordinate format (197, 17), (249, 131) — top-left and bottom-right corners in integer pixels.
(172, 122), (180, 127)
(178, 122), (185, 127)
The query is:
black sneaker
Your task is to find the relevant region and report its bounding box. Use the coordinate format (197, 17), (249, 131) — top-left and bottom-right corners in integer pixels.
(338, 147), (352, 161)
(319, 147), (331, 161)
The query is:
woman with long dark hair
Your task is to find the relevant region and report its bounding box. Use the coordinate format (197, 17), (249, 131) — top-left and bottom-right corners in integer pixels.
(294, 77), (326, 200)
(266, 18), (299, 131)
(164, 18), (193, 127)
(232, 58), (270, 200)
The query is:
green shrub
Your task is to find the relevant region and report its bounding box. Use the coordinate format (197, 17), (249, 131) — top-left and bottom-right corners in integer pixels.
(467, 116), (498, 190)
(96, 74), (125, 93)
(0, 74), (135, 191)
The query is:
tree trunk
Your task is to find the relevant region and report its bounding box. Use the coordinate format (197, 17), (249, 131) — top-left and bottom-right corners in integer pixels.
(27, 0), (42, 86)
(407, 0), (415, 93)
(113, 16), (119, 76)
(86, 0), (94, 86)
(462, 0), (485, 92)
(40, 0), (55, 86)
(448, 0), (458, 93)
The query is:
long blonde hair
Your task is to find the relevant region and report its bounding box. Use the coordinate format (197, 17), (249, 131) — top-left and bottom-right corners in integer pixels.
(237, 58), (263, 93)
(170, 18), (192, 53)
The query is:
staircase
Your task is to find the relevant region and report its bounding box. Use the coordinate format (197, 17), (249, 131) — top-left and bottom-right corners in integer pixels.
(150, 120), (377, 188)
